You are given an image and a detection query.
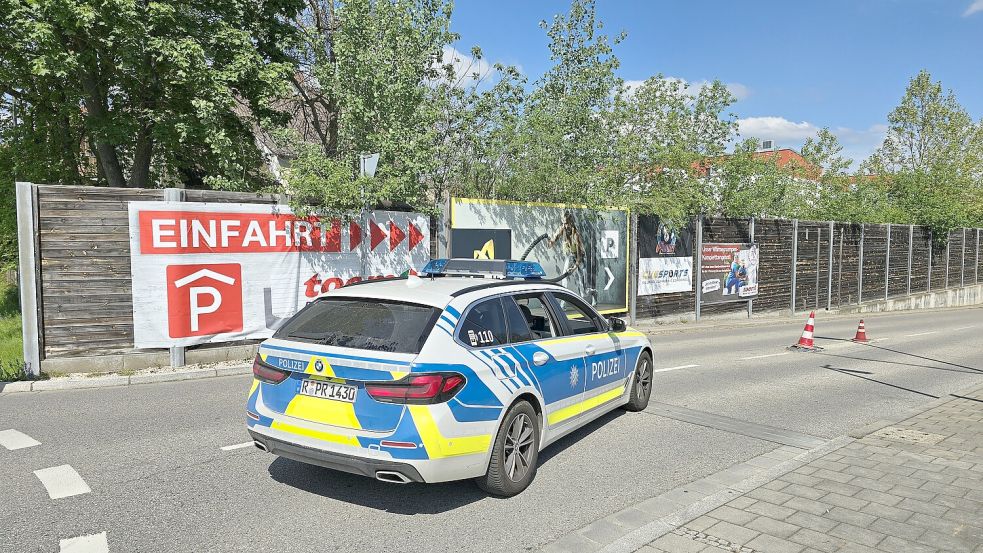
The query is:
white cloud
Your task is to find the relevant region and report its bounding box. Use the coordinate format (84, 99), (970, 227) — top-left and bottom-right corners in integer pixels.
(624, 77), (751, 101)
(738, 116), (818, 142)
(439, 46), (494, 87)
(737, 116), (888, 169)
(964, 0), (983, 16)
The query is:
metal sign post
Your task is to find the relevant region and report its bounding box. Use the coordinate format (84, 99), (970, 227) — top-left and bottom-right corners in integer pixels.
(827, 221), (834, 310)
(858, 225), (865, 304)
(694, 214), (703, 321)
(748, 217), (754, 318)
(885, 224), (891, 300)
(164, 188), (186, 368)
(790, 219), (798, 314)
(907, 225), (913, 296)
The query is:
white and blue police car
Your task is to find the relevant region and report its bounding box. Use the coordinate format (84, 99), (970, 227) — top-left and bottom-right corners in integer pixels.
(246, 259), (653, 496)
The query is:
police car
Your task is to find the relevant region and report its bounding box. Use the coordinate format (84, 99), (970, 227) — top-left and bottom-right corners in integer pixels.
(246, 259), (653, 496)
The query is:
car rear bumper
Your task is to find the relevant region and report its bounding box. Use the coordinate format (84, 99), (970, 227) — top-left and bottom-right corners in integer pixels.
(248, 428), (426, 483)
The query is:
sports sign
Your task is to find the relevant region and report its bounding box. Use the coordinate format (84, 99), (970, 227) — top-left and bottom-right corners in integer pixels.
(128, 201), (430, 348)
(699, 243), (759, 304)
(637, 216), (694, 296)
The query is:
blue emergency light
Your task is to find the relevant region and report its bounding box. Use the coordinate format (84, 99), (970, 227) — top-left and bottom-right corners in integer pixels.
(421, 258), (546, 280)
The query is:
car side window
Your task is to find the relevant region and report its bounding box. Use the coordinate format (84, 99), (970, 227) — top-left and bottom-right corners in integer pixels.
(552, 292), (603, 335)
(511, 294), (558, 341)
(502, 296), (534, 343)
(458, 298), (508, 348)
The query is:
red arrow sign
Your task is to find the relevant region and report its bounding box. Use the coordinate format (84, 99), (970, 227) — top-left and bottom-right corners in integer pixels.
(349, 221), (362, 251)
(389, 221), (406, 251)
(369, 219), (387, 250)
(408, 221), (425, 250)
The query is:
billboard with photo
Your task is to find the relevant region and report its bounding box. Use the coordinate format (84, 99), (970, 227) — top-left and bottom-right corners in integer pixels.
(637, 216), (694, 296)
(127, 201), (430, 348)
(448, 198), (629, 314)
(700, 243), (759, 304)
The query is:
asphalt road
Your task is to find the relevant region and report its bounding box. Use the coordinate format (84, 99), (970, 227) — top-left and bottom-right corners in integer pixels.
(1, 306), (981, 552)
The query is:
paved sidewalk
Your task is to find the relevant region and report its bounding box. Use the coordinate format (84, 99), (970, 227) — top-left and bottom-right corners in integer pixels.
(637, 387), (983, 553)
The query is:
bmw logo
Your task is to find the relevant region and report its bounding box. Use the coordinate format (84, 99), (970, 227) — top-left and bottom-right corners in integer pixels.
(314, 360), (324, 372)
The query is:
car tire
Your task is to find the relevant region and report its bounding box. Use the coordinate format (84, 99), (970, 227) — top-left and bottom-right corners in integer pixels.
(476, 400), (540, 497)
(624, 351), (653, 412)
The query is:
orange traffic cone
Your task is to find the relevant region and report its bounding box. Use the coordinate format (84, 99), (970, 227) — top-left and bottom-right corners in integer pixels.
(792, 311), (817, 350)
(852, 319), (869, 343)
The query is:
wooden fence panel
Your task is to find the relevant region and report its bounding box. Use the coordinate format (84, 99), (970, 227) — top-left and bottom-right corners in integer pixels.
(37, 186), (164, 358)
(931, 235), (948, 290)
(831, 223), (862, 307)
(753, 219), (794, 312)
(37, 187), (281, 358)
(949, 231), (964, 286)
(887, 225), (909, 297)
(861, 224), (887, 301)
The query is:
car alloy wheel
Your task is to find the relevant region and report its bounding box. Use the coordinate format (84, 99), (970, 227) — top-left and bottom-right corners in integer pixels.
(503, 412), (535, 482)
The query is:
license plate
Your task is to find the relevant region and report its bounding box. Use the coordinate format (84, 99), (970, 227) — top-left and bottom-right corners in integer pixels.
(299, 379), (357, 403)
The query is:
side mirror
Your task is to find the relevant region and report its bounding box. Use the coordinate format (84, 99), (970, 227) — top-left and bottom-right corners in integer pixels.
(608, 317), (627, 332)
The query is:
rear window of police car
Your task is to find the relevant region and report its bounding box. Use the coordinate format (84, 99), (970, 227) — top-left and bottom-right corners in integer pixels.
(274, 298), (441, 354)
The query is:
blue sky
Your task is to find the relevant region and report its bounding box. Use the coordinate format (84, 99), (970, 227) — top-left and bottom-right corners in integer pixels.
(447, 0), (983, 167)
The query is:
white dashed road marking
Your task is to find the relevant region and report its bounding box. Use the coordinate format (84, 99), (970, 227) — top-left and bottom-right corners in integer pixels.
(653, 364), (699, 373)
(741, 352), (790, 360)
(0, 429), (41, 450)
(60, 532), (108, 553)
(905, 331), (938, 337)
(953, 325), (975, 331)
(220, 441), (255, 451)
(34, 465), (92, 499)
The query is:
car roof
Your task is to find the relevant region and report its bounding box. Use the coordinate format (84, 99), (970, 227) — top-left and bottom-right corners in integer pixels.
(323, 276), (566, 308)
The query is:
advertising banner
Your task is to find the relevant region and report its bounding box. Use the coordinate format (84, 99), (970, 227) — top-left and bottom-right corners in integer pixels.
(700, 243), (759, 304)
(128, 201), (430, 348)
(637, 217), (693, 296)
(448, 198), (629, 314)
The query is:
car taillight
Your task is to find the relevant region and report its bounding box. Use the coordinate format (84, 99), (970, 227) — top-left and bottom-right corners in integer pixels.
(364, 373), (466, 404)
(252, 355), (289, 384)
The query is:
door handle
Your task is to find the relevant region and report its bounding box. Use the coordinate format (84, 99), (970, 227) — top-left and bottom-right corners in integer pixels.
(532, 352), (549, 367)
(585, 345), (596, 355)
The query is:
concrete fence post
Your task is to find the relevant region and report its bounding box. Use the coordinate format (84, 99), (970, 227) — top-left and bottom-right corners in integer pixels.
(827, 221), (834, 310)
(15, 182), (42, 377)
(907, 225), (913, 296)
(791, 219), (799, 313)
(629, 213), (638, 325)
(858, 224), (865, 304)
(694, 214), (703, 321)
(885, 224), (891, 300)
(164, 188), (187, 368)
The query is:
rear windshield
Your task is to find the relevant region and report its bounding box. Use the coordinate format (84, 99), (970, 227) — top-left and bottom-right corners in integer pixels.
(274, 298), (441, 354)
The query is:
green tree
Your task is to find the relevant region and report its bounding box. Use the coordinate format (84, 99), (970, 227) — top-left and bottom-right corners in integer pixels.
(0, 0), (301, 188)
(281, 0), (457, 215)
(429, 52), (526, 203)
(499, 0), (625, 207)
(866, 70), (983, 235)
(608, 76), (738, 221)
(711, 139), (796, 218)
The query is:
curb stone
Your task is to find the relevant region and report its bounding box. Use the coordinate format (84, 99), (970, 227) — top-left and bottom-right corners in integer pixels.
(0, 365), (251, 394)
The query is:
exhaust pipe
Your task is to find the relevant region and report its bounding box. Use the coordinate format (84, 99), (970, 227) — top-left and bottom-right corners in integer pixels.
(253, 441), (269, 453)
(375, 471), (411, 484)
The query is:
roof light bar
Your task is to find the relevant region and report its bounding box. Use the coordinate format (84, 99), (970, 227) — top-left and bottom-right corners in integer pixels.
(421, 258), (546, 280)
